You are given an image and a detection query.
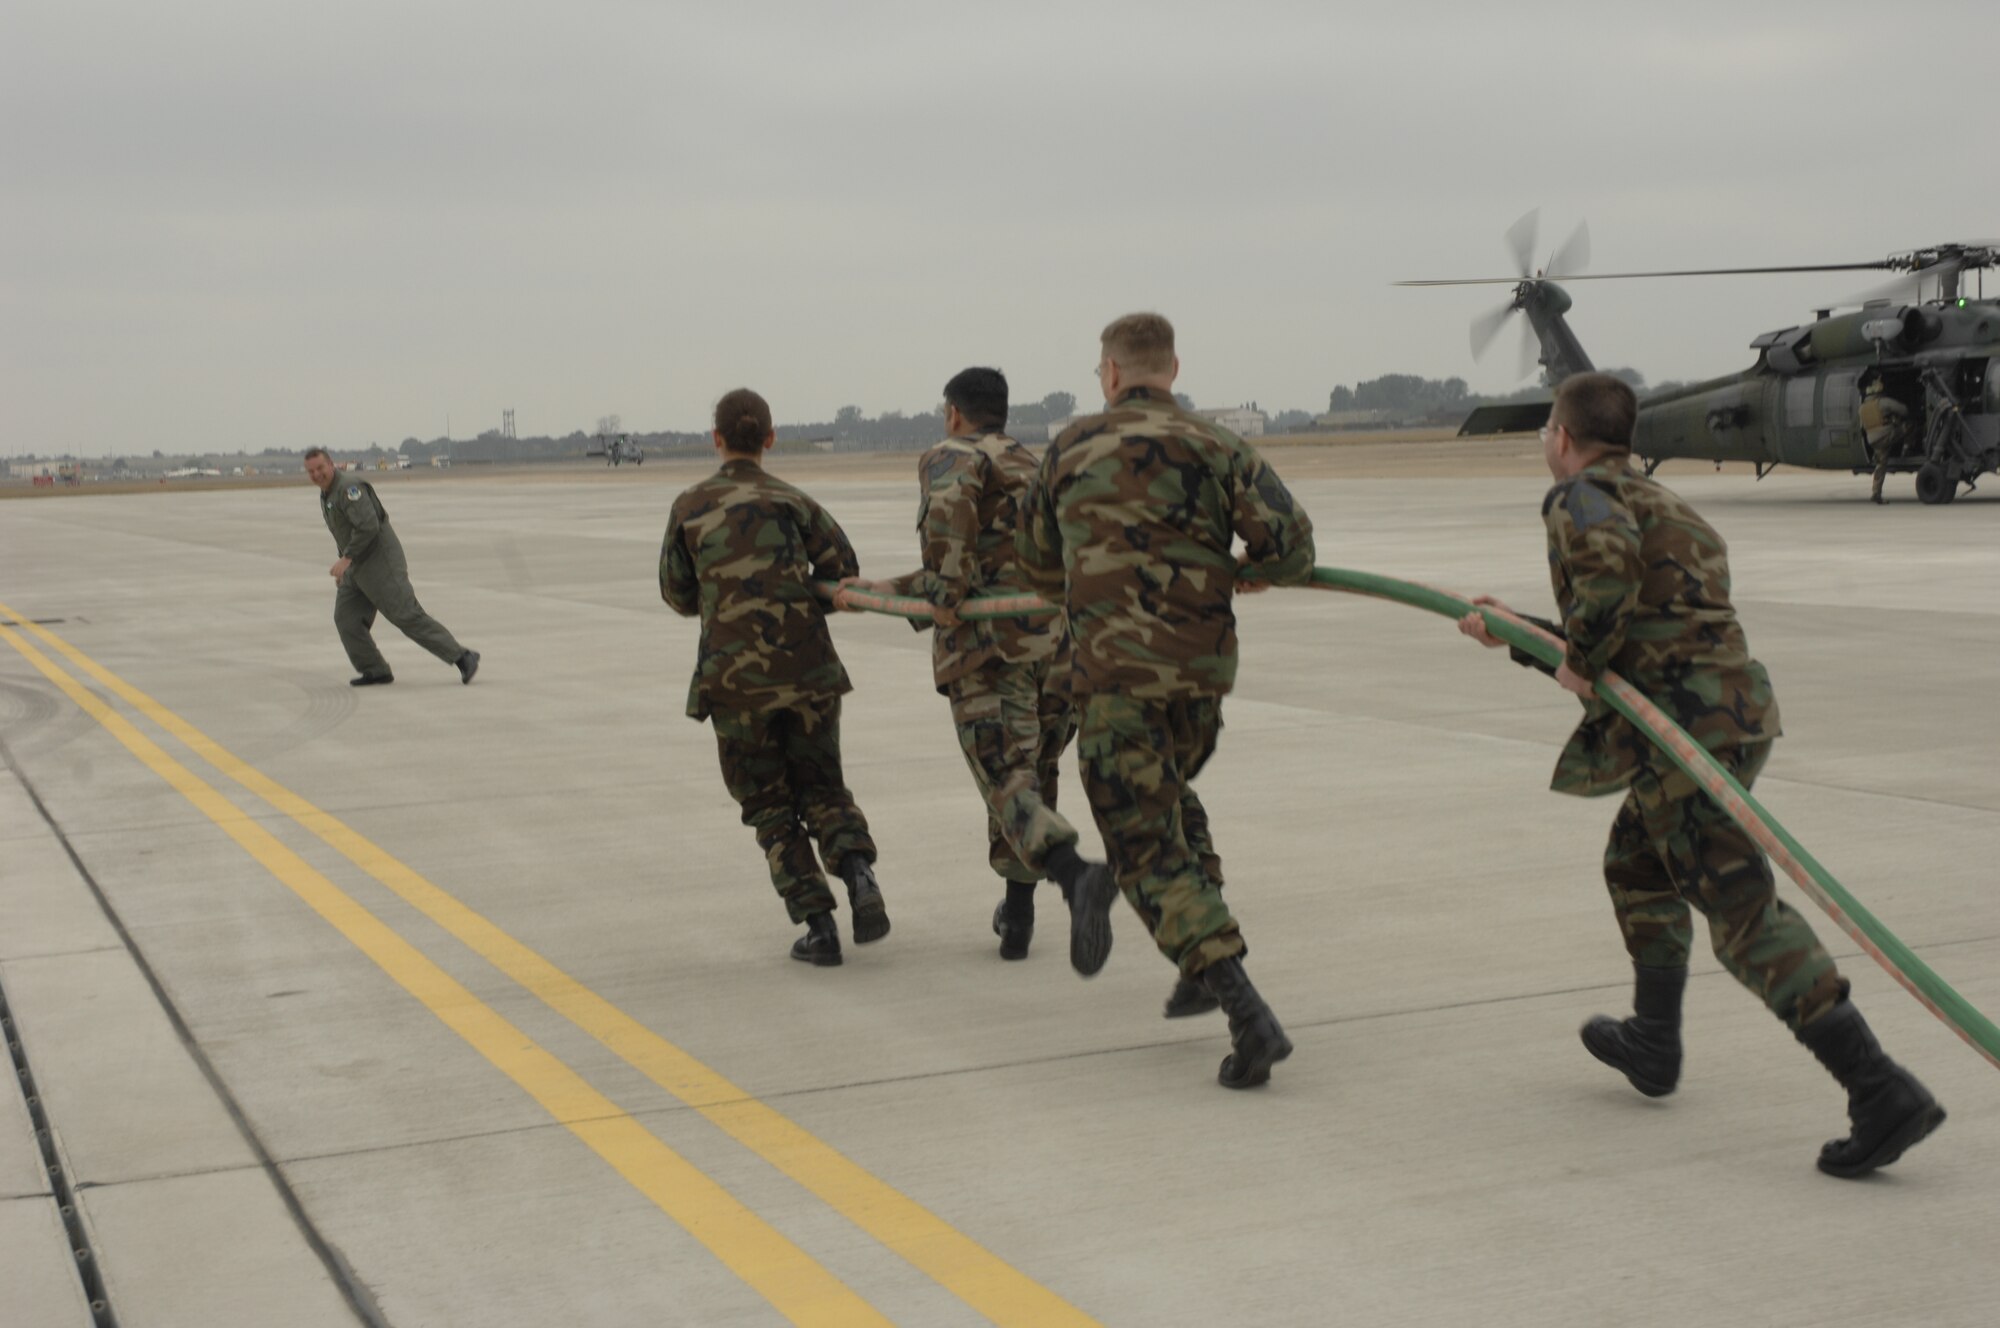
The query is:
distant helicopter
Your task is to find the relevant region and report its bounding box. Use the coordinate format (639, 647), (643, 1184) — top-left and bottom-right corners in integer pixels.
(588, 433), (645, 466)
(1399, 213), (2000, 504)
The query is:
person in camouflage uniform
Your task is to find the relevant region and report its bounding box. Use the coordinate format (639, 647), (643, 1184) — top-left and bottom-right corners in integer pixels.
(660, 388), (888, 967)
(1459, 372), (1943, 1177)
(303, 447), (478, 687)
(1016, 313), (1316, 1089)
(836, 367), (1111, 965)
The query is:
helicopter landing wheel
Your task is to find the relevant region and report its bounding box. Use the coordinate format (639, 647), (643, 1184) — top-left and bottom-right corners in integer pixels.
(1914, 463), (1958, 506)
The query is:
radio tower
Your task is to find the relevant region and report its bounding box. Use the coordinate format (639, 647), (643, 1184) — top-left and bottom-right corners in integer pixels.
(502, 409), (516, 440)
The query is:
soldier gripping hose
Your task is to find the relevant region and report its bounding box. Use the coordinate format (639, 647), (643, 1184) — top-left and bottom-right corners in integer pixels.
(1016, 313), (1316, 1088)
(661, 388), (889, 967)
(838, 366), (1109, 966)
(1459, 371), (1944, 1176)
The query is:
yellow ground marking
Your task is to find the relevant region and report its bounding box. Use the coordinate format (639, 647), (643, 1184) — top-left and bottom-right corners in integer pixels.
(0, 602), (1102, 1328)
(0, 617), (889, 1328)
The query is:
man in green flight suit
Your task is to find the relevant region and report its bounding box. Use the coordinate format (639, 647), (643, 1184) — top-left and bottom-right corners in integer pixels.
(1458, 372), (1944, 1178)
(1016, 313), (1318, 1089)
(837, 366), (1113, 969)
(303, 447), (478, 687)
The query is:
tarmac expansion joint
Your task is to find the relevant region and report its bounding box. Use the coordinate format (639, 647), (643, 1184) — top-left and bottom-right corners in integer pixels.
(1, 978), (118, 1327)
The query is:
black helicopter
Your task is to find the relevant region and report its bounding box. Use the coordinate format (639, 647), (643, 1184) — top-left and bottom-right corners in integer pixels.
(1400, 214), (2000, 504)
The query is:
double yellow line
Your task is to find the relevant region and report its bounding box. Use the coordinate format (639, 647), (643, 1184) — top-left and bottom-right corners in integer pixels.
(0, 600), (1097, 1328)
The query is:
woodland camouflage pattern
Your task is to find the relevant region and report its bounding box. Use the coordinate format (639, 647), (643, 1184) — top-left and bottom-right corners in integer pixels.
(881, 428), (1082, 879)
(1016, 387), (1313, 976)
(885, 430), (1070, 692)
(950, 664), (1078, 882)
(711, 695), (876, 922)
(1604, 742), (1844, 1031)
(1016, 387), (1315, 698)
(1076, 693), (1241, 975)
(1542, 459), (1779, 797)
(660, 459), (858, 720)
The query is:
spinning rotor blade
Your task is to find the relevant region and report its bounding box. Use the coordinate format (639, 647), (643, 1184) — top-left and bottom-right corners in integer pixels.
(1515, 320), (1540, 382)
(1548, 220), (1591, 278)
(1505, 208), (1539, 278)
(1469, 300), (1517, 360)
(1397, 259), (1893, 288)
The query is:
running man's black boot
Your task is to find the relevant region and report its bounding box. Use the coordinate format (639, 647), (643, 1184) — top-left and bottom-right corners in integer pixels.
(790, 912), (842, 967)
(1203, 957), (1292, 1089)
(840, 855), (890, 944)
(1581, 963), (1686, 1098)
(1798, 1000), (1945, 1178)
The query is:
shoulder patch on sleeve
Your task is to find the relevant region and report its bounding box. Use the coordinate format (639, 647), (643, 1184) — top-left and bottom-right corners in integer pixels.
(1563, 478), (1619, 531)
(925, 450), (962, 489)
(1253, 463), (1296, 515)
(344, 484), (362, 502)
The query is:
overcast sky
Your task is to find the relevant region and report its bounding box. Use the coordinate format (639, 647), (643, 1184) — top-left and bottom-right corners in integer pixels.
(5, 0), (1995, 457)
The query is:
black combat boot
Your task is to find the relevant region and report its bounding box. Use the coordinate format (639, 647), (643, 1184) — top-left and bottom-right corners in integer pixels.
(1580, 963), (1686, 1098)
(839, 855), (890, 944)
(1163, 974), (1220, 1018)
(1046, 844), (1115, 977)
(456, 649), (480, 684)
(1201, 957), (1292, 1089)
(1797, 1000), (1946, 1178)
(790, 912), (842, 967)
(992, 880), (1034, 960)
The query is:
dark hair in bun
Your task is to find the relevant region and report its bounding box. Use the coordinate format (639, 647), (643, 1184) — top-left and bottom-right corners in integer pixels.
(714, 388), (773, 456)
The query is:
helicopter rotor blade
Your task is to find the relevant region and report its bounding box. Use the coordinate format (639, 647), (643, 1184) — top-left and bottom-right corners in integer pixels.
(1504, 208), (1539, 278)
(1549, 220), (1591, 278)
(1516, 319), (1540, 382)
(1469, 300), (1516, 360)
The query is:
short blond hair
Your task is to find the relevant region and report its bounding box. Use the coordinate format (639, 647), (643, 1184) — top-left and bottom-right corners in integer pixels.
(1101, 312), (1175, 375)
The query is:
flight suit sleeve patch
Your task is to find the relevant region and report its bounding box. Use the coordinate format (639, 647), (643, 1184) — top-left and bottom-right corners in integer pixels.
(1564, 479), (1619, 531)
(344, 484), (362, 502)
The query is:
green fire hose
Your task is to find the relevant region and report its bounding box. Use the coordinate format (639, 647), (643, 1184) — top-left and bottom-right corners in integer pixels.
(828, 570), (2000, 1073)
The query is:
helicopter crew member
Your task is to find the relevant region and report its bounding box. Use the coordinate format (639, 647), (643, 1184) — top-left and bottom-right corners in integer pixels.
(1017, 313), (1317, 1087)
(836, 367), (1111, 966)
(660, 388), (889, 966)
(303, 446), (479, 687)
(1458, 372), (1944, 1177)
(1859, 376), (1913, 504)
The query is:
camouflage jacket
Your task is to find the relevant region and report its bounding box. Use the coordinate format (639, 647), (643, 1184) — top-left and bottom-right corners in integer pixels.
(319, 477), (398, 566)
(1016, 387), (1315, 699)
(1543, 458), (1780, 796)
(883, 430), (1070, 694)
(660, 459), (858, 721)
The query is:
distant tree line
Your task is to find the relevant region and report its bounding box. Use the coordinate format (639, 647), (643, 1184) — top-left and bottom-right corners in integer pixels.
(1317, 367), (1665, 426)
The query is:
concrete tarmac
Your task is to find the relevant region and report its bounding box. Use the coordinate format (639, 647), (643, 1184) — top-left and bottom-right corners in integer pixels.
(1, 452), (1995, 1327)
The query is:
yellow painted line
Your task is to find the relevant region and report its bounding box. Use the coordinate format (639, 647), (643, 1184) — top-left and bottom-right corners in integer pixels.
(0, 600), (1101, 1328)
(0, 617), (890, 1328)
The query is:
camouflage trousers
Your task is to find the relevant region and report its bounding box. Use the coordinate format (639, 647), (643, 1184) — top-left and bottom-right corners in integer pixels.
(1603, 741), (1845, 1031)
(712, 695), (876, 924)
(334, 545), (465, 677)
(947, 659), (1079, 884)
(1075, 692), (1241, 977)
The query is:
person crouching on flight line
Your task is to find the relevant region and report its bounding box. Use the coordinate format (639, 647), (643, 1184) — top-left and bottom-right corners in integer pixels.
(660, 388), (889, 966)
(1017, 312), (1318, 1089)
(836, 366), (1114, 968)
(1459, 371), (1943, 1177)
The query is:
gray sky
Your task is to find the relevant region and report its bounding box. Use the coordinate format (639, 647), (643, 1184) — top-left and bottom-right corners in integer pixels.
(5, 0), (1995, 457)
